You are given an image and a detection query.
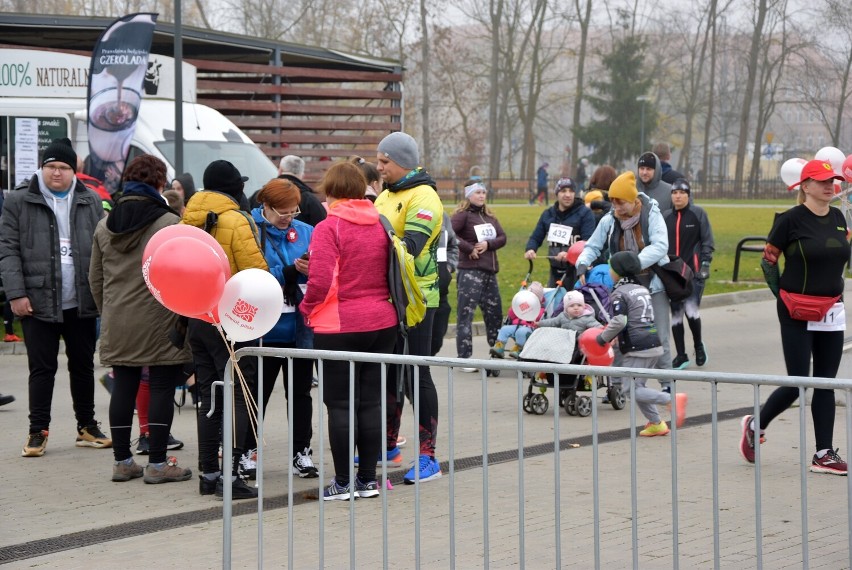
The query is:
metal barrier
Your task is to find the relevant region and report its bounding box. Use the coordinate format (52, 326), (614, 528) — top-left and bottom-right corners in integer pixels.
(732, 236), (767, 282)
(215, 347), (852, 569)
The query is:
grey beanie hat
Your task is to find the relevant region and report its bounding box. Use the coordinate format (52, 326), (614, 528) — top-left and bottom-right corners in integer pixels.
(378, 132), (420, 170)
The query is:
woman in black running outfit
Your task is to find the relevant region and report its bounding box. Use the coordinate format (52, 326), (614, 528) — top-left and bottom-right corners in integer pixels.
(739, 159), (849, 475)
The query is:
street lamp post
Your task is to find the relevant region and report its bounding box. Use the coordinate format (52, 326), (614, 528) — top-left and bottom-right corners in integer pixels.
(637, 95), (651, 153)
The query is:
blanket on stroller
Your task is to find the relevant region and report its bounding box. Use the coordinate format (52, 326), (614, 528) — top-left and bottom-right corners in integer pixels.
(518, 328), (577, 365)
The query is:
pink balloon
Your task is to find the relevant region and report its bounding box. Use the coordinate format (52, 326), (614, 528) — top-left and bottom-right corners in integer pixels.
(579, 326), (610, 359)
(567, 240), (587, 266)
(143, 224), (231, 282)
(843, 154), (852, 183)
(143, 237), (228, 317)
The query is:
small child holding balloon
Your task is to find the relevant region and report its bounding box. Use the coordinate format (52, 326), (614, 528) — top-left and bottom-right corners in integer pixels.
(594, 251), (687, 437)
(490, 282), (545, 359)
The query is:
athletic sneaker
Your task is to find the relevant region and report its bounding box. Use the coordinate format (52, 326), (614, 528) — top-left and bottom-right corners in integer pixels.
(695, 343), (708, 367)
(403, 454), (442, 484)
(3, 333), (22, 342)
(672, 354), (690, 370)
(135, 433), (150, 455)
(166, 433), (184, 450)
(396, 435), (407, 448)
(739, 415), (766, 464)
(240, 449), (257, 480)
(811, 449), (848, 475)
(293, 447), (319, 478)
(144, 457), (192, 484)
(323, 478), (356, 501)
(215, 475), (258, 500)
(22, 430), (49, 457)
(458, 367), (479, 373)
(112, 458), (144, 482)
(76, 423), (112, 448)
(354, 446), (402, 467)
(355, 477), (380, 498)
(639, 421), (670, 437)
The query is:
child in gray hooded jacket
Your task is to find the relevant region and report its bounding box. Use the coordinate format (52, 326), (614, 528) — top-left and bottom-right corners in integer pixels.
(536, 290), (599, 333)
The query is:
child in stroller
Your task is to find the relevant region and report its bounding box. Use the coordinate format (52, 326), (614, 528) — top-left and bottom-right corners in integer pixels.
(489, 281), (545, 359)
(519, 283), (623, 415)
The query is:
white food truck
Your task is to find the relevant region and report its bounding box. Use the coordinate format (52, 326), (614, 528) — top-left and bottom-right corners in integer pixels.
(0, 48), (277, 193)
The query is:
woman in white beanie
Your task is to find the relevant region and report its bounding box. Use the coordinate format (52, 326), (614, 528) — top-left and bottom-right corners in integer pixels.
(451, 181), (507, 370)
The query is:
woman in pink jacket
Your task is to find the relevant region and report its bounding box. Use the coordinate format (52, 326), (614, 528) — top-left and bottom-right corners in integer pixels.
(300, 161), (398, 501)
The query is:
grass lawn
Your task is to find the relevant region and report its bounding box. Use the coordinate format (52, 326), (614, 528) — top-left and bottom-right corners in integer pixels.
(443, 199), (791, 324)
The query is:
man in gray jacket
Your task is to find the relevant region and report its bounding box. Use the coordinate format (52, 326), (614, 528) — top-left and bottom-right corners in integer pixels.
(637, 152), (673, 213)
(0, 138), (110, 457)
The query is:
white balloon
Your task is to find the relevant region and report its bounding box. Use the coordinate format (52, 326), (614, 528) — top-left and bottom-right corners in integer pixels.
(217, 269), (284, 342)
(511, 290), (541, 321)
(815, 146), (846, 173)
(779, 157), (807, 188)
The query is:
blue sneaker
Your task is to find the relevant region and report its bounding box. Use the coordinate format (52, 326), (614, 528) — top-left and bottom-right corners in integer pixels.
(354, 447), (402, 467)
(355, 477), (379, 498)
(403, 455), (442, 485)
(323, 479), (356, 501)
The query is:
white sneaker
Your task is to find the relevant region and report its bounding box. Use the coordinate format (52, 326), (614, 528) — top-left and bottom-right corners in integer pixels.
(240, 448), (257, 480)
(458, 367), (479, 373)
(293, 447), (319, 478)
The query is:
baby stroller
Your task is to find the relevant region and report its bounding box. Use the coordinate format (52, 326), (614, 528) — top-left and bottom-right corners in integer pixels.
(518, 282), (625, 416)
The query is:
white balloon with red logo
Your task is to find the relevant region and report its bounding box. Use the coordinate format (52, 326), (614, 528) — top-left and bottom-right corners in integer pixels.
(217, 269), (284, 342)
(815, 146), (846, 173)
(511, 290), (541, 321)
(779, 157), (808, 188)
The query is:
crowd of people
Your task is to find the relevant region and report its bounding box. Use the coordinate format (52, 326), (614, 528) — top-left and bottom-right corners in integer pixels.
(0, 134), (847, 509)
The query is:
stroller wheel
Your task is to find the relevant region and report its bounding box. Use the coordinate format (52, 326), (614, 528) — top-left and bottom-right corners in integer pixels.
(575, 395), (592, 417)
(522, 393), (534, 414)
(608, 385), (626, 410)
(487, 368), (501, 377)
(531, 393), (549, 415)
(564, 395), (578, 416)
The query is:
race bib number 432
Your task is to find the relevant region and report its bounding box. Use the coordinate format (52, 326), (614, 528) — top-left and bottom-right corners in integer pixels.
(547, 223), (573, 246)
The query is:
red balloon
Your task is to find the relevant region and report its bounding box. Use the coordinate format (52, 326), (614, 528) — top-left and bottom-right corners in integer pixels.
(191, 306), (220, 324)
(144, 236), (228, 317)
(843, 154), (852, 183)
(567, 240), (587, 266)
(143, 224), (231, 282)
(586, 345), (615, 366)
(579, 326), (609, 358)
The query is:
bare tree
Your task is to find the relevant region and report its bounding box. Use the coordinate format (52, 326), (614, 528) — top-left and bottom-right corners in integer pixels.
(419, 0), (432, 168)
(488, 0), (505, 182)
(733, 0), (770, 192)
(568, 0), (592, 178)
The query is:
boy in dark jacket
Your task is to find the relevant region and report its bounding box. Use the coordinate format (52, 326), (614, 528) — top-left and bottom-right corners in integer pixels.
(596, 251), (687, 437)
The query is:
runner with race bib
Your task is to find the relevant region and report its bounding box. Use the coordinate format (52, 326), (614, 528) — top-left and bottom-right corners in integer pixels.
(524, 177), (596, 287)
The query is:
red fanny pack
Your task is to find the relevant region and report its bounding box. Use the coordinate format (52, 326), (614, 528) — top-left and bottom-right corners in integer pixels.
(779, 290), (840, 321)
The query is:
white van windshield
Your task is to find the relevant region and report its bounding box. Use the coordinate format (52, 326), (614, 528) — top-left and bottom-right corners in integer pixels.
(155, 141), (278, 195)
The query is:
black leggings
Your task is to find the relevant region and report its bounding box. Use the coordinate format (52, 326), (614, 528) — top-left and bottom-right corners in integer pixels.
(316, 326), (397, 485)
(188, 319), (257, 474)
(760, 299), (844, 451)
(244, 344), (314, 453)
(387, 308), (440, 457)
(110, 365), (182, 464)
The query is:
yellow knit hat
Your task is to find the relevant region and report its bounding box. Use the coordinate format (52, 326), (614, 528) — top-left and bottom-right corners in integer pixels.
(608, 172), (638, 202)
(584, 190), (604, 206)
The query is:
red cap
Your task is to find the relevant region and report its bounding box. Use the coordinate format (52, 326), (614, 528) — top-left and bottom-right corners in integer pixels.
(788, 159), (844, 190)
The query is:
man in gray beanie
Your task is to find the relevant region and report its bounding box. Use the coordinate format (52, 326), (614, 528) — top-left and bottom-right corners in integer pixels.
(0, 138), (110, 457)
(373, 132), (445, 485)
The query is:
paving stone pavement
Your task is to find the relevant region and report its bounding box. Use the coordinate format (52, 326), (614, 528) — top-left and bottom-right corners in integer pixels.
(2, 287), (852, 568)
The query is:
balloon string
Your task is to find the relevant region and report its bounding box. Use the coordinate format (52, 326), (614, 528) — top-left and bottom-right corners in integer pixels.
(212, 323), (261, 456)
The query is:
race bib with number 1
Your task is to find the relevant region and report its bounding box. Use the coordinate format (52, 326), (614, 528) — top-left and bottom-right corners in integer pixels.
(807, 302), (846, 331)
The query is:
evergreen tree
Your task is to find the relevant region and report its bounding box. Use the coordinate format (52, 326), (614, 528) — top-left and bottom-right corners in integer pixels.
(575, 35), (657, 166)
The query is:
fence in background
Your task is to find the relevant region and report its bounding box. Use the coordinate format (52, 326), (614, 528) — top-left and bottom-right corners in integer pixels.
(215, 347), (852, 569)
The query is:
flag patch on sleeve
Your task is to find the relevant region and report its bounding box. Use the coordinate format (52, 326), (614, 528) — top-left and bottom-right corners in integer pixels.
(415, 209), (434, 221)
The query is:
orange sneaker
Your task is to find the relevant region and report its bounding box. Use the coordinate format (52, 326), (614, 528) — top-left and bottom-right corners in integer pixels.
(4, 333), (23, 342)
(668, 393), (688, 428)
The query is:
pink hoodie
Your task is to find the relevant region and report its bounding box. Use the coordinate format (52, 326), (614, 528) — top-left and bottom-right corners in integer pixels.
(300, 199), (398, 334)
